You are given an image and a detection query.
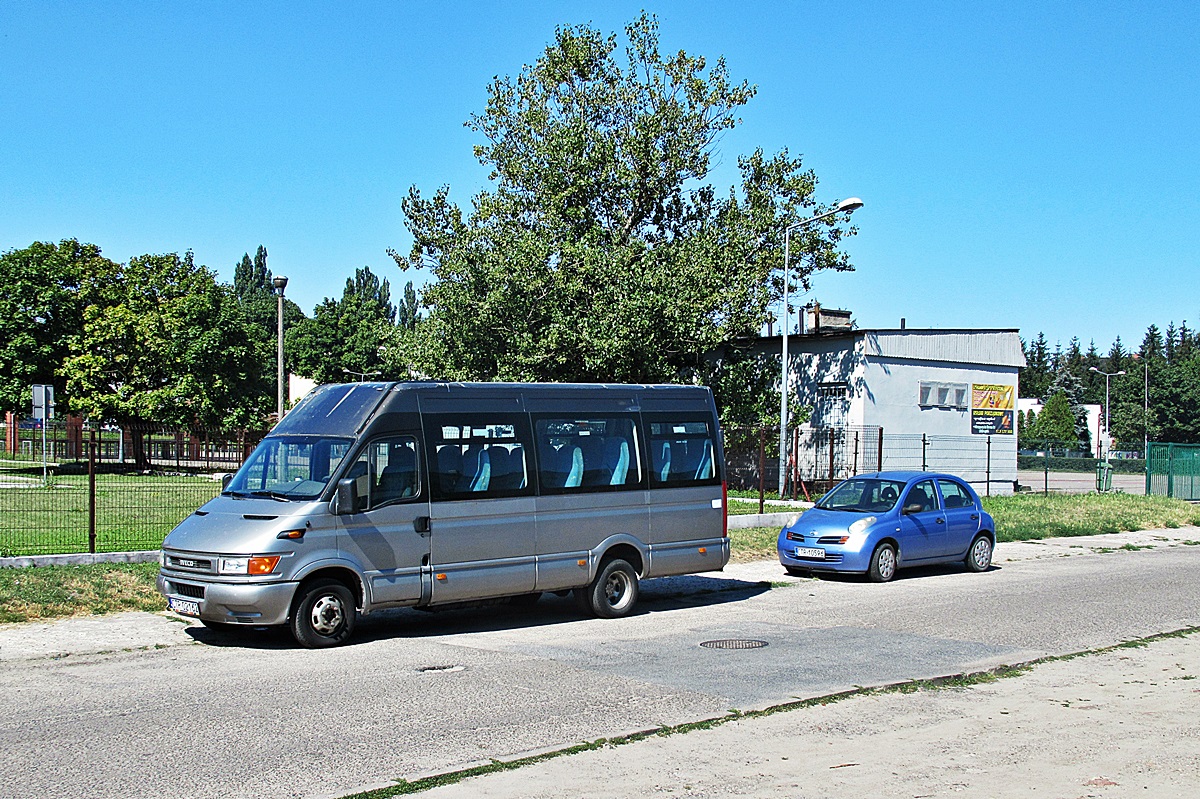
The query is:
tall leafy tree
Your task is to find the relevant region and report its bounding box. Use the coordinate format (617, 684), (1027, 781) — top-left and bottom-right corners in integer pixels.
(0, 240), (100, 413)
(289, 266), (397, 384)
(389, 13), (856, 400)
(229, 245), (306, 422)
(60, 252), (262, 437)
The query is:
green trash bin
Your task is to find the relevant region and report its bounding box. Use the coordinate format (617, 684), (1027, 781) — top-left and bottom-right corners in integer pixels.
(1096, 460), (1113, 492)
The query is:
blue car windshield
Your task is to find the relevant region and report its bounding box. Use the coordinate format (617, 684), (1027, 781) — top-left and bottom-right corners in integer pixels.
(225, 436), (354, 500)
(817, 478), (909, 513)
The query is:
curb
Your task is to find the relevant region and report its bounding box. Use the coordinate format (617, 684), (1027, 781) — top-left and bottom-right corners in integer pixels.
(0, 550), (159, 569)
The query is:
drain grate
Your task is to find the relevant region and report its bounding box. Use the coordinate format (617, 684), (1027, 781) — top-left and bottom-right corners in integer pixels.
(699, 639), (769, 650)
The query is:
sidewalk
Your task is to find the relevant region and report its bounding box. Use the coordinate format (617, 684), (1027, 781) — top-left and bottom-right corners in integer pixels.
(415, 632), (1200, 799)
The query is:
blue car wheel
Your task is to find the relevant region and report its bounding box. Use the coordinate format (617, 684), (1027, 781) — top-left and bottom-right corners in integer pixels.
(867, 542), (897, 582)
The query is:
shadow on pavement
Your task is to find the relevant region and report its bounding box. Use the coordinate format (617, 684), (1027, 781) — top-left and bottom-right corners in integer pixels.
(184, 573), (773, 649)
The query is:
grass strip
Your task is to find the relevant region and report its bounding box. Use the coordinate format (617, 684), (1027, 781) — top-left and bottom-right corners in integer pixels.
(338, 625), (1200, 799)
(0, 562), (163, 623)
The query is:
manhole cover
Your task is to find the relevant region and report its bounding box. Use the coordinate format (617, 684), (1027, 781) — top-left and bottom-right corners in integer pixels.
(699, 639), (769, 650)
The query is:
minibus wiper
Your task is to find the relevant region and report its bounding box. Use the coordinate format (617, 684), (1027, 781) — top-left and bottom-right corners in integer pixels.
(249, 490), (292, 502)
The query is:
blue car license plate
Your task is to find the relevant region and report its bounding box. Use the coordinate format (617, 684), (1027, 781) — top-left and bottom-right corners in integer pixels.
(168, 597), (200, 616)
(794, 546), (825, 560)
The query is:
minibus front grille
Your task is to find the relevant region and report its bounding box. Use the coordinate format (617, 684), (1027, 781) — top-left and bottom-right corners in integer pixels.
(167, 555), (214, 572)
(169, 582), (205, 599)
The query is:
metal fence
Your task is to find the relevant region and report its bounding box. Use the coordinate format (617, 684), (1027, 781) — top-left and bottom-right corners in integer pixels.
(724, 425), (885, 500)
(1, 419), (262, 557)
(1147, 442), (1200, 500)
(2, 416), (263, 472)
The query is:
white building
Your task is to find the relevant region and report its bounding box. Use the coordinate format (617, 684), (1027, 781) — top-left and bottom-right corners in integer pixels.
(748, 309), (1026, 495)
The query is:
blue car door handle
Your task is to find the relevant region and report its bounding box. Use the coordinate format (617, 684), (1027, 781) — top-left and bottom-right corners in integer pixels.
(936, 518), (944, 524)
(970, 514), (979, 520)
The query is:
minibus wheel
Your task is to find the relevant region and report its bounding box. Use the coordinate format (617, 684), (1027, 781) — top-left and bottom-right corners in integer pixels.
(576, 558), (639, 619)
(290, 578), (356, 648)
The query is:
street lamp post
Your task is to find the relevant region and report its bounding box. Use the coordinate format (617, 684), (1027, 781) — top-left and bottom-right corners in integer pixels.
(1089, 366), (1125, 460)
(342, 368), (381, 382)
(778, 197), (863, 497)
(273, 275), (289, 419)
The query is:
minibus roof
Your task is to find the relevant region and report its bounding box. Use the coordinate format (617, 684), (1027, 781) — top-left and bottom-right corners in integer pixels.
(270, 381), (715, 437)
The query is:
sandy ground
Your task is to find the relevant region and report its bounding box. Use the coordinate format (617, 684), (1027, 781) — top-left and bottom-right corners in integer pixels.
(415, 633), (1200, 799)
(1, 630), (1193, 799)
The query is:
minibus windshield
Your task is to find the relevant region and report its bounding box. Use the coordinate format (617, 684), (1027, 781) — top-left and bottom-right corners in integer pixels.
(225, 436), (354, 500)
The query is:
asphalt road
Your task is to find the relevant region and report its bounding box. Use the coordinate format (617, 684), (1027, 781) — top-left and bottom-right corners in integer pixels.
(1, 531), (1198, 799)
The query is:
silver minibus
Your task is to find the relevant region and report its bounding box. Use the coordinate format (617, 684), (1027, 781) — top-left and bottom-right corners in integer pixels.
(157, 382), (730, 647)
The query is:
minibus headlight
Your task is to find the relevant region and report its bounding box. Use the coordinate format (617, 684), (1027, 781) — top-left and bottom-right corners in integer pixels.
(158, 550), (166, 567)
(219, 556), (281, 575)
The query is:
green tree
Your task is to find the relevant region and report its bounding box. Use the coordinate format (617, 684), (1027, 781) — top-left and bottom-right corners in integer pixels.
(1020, 332), (1052, 399)
(1028, 392), (1076, 445)
(0, 240), (100, 414)
(1042, 367), (1091, 451)
(289, 266), (397, 384)
(390, 13), (856, 410)
(396, 280), (419, 331)
(228, 245), (306, 422)
(60, 252), (263, 443)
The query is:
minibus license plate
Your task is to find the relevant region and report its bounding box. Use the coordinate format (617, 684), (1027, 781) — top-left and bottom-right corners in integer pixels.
(794, 547), (825, 560)
(168, 597), (200, 616)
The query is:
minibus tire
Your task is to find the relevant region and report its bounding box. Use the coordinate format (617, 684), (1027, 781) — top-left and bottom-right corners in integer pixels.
(290, 578), (356, 648)
(576, 558), (639, 619)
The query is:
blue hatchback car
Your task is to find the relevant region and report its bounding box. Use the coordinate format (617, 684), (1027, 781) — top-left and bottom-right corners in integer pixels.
(777, 471), (996, 582)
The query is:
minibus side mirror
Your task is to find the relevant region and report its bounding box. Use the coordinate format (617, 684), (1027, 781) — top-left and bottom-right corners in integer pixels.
(336, 478), (359, 515)
(221, 473), (233, 491)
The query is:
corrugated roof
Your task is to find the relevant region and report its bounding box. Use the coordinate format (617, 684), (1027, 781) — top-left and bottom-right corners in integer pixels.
(861, 330), (1026, 367)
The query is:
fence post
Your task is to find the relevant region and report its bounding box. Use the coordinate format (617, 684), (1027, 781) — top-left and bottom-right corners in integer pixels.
(1043, 444), (1049, 495)
(828, 428), (836, 484)
(791, 427), (800, 501)
(921, 433), (928, 471)
(877, 429), (884, 471)
(88, 426), (97, 554)
(757, 428), (765, 514)
(853, 431), (860, 475)
(986, 435), (991, 496)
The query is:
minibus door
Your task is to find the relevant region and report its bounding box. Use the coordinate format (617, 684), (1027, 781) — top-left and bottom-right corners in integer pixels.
(337, 434), (432, 607)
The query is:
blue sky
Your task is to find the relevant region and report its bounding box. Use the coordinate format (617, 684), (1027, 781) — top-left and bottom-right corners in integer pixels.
(2, 2), (1196, 355)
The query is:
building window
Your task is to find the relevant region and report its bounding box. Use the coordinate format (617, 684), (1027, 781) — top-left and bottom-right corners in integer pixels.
(918, 381), (968, 409)
(817, 382), (849, 399)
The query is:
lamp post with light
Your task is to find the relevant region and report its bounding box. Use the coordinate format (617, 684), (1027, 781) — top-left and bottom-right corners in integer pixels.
(273, 275), (289, 419)
(1089, 366), (1124, 461)
(342, 368), (381, 382)
(778, 198), (863, 497)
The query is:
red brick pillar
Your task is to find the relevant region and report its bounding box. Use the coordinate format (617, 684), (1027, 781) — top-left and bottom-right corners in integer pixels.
(5, 412), (17, 457)
(67, 415), (83, 460)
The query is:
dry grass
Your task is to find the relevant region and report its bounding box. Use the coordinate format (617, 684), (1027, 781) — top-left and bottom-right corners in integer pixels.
(0, 562), (162, 623)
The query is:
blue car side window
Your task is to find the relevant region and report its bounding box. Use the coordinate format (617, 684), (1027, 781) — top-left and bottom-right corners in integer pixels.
(905, 480), (938, 513)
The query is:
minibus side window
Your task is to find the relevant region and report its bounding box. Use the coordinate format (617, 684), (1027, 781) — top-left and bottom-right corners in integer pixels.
(344, 435), (421, 511)
(533, 416), (642, 494)
(424, 414), (533, 501)
(646, 417), (719, 487)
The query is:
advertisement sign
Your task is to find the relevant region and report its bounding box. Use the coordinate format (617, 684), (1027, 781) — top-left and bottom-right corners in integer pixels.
(971, 383), (1014, 435)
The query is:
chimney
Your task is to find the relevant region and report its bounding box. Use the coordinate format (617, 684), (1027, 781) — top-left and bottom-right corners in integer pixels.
(900, 317), (906, 330)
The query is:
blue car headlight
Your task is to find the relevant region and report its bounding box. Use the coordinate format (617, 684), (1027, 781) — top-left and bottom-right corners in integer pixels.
(848, 516), (877, 535)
